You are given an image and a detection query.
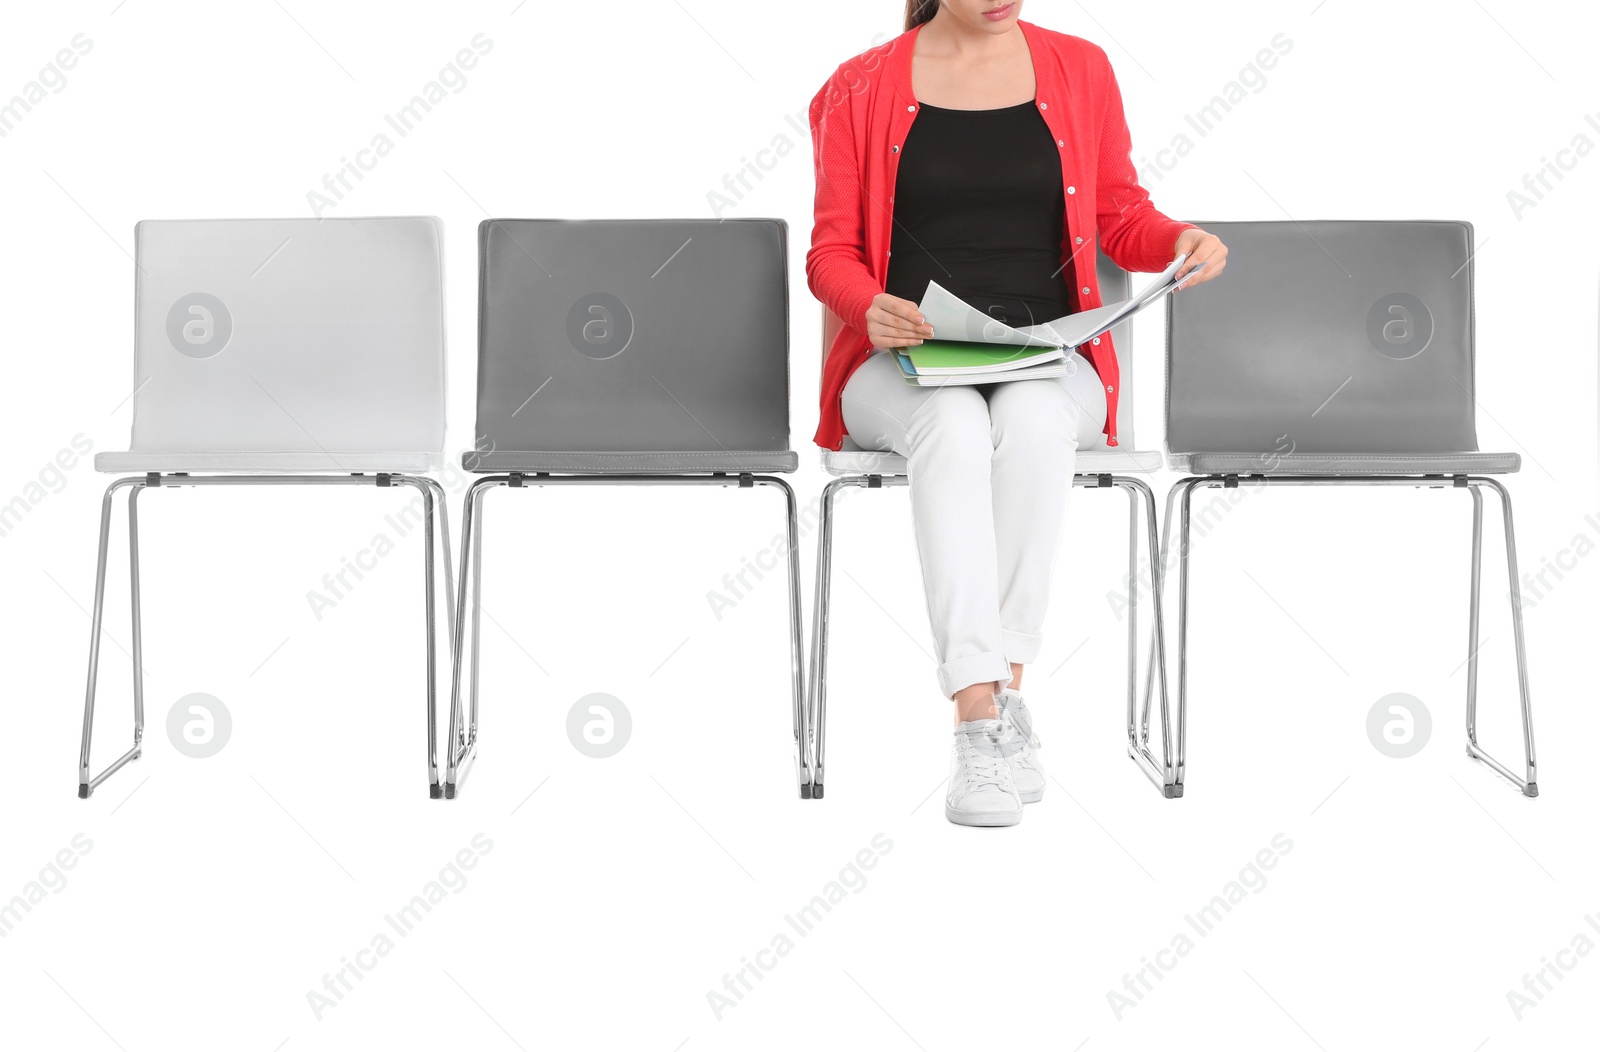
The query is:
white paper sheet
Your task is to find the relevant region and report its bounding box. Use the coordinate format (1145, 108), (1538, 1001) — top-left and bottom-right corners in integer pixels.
(916, 253), (1200, 351)
(915, 282), (1064, 349)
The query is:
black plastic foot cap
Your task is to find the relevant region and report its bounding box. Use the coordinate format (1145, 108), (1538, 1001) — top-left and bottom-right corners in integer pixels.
(1525, 782), (1539, 798)
(444, 783), (456, 799)
(430, 783), (443, 799)
(77, 784), (90, 799)
(812, 783), (825, 800)
(1165, 783), (1184, 799)
(800, 783), (812, 800)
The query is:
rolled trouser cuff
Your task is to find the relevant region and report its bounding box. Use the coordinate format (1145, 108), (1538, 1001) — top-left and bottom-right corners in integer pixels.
(1002, 628), (1043, 667)
(937, 651), (1015, 700)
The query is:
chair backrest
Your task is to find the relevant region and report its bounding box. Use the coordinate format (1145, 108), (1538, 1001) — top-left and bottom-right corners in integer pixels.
(474, 218), (790, 454)
(822, 249), (1137, 446)
(1165, 220), (1479, 456)
(128, 217), (446, 457)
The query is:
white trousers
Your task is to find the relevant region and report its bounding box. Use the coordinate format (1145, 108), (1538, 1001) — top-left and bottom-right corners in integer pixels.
(840, 349), (1109, 698)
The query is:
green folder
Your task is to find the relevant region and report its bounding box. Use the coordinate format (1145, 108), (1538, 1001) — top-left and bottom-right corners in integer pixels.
(906, 340), (1064, 376)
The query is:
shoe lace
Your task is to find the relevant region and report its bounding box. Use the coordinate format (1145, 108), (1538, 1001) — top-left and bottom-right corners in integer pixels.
(956, 724), (1015, 792)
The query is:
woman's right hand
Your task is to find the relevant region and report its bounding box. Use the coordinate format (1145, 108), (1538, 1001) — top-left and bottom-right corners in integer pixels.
(866, 293), (935, 349)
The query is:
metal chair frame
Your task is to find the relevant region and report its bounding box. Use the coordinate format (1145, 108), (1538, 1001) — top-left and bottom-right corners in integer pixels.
(78, 472), (455, 798)
(443, 470), (805, 799)
(808, 466), (1178, 798)
(1148, 472), (1537, 797)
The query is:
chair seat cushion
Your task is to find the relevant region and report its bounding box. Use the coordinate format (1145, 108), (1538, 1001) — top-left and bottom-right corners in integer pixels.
(821, 445), (906, 476)
(96, 450), (441, 474)
(820, 442), (1162, 477)
(462, 450), (798, 474)
(1173, 451), (1521, 475)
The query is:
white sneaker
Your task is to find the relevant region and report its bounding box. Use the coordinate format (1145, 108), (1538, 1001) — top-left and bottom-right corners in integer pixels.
(998, 690), (1045, 803)
(945, 719), (1024, 827)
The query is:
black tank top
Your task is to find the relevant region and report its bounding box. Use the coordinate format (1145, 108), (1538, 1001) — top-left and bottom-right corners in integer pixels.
(886, 100), (1075, 330)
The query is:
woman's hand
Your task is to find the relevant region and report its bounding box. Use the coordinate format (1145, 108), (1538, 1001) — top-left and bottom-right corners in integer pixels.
(1173, 228), (1227, 289)
(866, 293), (935, 349)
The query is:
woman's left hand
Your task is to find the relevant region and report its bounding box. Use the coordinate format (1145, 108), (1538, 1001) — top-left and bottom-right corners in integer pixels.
(1173, 228), (1227, 288)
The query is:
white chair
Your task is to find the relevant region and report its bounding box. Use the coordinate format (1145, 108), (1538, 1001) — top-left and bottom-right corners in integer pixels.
(79, 216), (456, 799)
(807, 252), (1178, 799)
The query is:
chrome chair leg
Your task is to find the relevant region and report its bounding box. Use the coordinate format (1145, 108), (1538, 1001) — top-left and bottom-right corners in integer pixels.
(468, 480), (484, 752)
(808, 478), (850, 799)
(78, 477), (148, 798)
(1465, 478), (1538, 796)
(421, 480), (441, 798)
(417, 478), (458, 650)
(751, 476), (809, 799)
(1142, 477), (1204, 795)
(1142, 482), (1181, 740)
(1465, 485), (1484, 760)
(1122, 481), (1139, 753)
(1116, 477), (1178, 797)
(128, 483), (147, 764)
(430, 478), (460, 792)
(1174, 478), (1198, 789)
(447, 476), (482, 770)
(396, 477), (456, 799)
(446, 476), (498, 798)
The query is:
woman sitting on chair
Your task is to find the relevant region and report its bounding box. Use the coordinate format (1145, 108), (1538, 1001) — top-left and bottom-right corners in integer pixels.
(806, 0), (1227, 826)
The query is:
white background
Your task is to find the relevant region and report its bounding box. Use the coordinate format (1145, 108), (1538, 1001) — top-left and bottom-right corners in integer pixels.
(2, 0), (1597, 1047)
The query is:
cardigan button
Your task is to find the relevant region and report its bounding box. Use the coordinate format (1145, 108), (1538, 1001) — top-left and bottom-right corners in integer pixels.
(1075, 236), (1084, 244)
(1057, 139), (1065, 147)
(1082, 287), (1091, 294)
(1106, 385), (1115, 393)
(1092, 337), (1101, 345)
(908, 105), (916, 112)
(1039, 102), (1048, 110)
(891, 145), (899, 153)
(1067, 186), (1076, 195)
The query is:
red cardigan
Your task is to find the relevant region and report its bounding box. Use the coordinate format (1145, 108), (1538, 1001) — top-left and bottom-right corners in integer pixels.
(805, 19), (1195, 450)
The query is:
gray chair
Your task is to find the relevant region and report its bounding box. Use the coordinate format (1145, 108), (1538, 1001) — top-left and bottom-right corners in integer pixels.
(444, 218), (805, 798)
(808, 251), (1179, 799)
(1157, 219), (1538, 796)
(80, 216), (455, 799)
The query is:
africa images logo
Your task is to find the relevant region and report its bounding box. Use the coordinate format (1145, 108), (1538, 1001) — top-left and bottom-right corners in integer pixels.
(1365, 293), (1433, 361)
(566, 293), (633, 360)
(166, 293), (232, 359)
